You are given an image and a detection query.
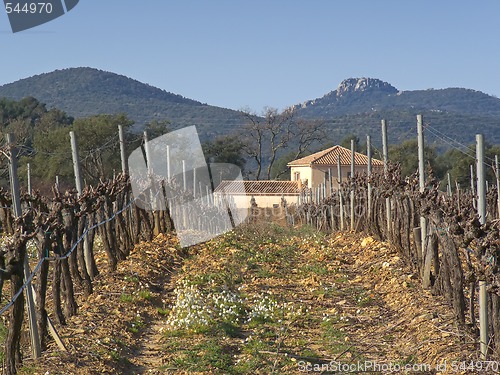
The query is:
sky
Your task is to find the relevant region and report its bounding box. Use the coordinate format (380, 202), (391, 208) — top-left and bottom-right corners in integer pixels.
(1, 1), (500, 113)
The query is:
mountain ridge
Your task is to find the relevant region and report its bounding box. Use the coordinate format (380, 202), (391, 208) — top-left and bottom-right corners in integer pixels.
(0, 68), (499, 145)
(295, 77), (500, 120)
(0, 67), (246, 139)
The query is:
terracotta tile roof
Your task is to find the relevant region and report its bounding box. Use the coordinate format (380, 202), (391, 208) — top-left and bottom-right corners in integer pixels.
(287, 145), (384, 167)
(214, 180), (304, 196)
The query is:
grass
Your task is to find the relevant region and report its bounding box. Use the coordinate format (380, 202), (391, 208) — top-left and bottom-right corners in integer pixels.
(300, 348), (320, 358)
(320, 319), (351, 355)
(138, 289), (152, 301)
(158, 224), (318, 373)
(109, 349), (122, 362)
(155, 224), (413, 373)
(0, 321), (7, 363)
(128, 315), (145, 334)
(120, 293), (134, 303)
(171, 339), (233, 373)
(124, 275), (140, 283)
(18, 364), (39, 374)
(300, 262), (330, 276)
(157, 307), (169, 316)
(355, 289), (375, 307)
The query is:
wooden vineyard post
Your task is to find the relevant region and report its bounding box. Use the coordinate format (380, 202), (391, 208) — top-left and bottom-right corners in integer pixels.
(7, 133), (41, 359)
(118, 124), (136, 239)
(70, 131), (94, 278)
(27, 162), (32, 195)
(118, 125), (128, 175)
(417, 115), (427, 259)
(143, 131), (161, 236)
(471, 164), (476, 209)
(182, 160), (187, 191)
(328, 168), (333, 198)
(496, 155), (500, 219)
(323, 176), (327, 200)
(413, 227), (423, 273)
(337, 154), (344, 231)
(367, 134), (372, 220)
(193, 167), (197, 198)
(143, 130), (152, 183)
(70, 132), (83, 194)
(328, 168), (334, 230)
(166, 145), (171, 183)
(447, 173), (452, 197)
(381, 119), (392, 237)
(477, 134), (489, 360)
(143, 130), (156, 207)
(350, 139), (355, 231)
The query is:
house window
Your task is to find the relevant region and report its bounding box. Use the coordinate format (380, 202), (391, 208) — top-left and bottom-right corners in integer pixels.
(294, 172), (300, 181)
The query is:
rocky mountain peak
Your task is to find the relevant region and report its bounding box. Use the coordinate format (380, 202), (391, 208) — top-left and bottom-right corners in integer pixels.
(336, 78), (398, 97)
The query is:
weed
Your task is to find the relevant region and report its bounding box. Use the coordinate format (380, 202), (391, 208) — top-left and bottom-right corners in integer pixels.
(157, 307), (169, 316)
(0, 321), (7, 363)
(128, 314), (145, 334)
(18, 364), (39, 374)
(254, 267), (274, 279)
(354, 289), (374, 307)
(301, 348), (320, 358)
(172, 339), (233, 372)
(396, 353), (419, 366)
(138, 289), (152, 301)
(301, 262), (329, 276)
(334, 274), (350, 283)
(120, 293), (134, 303)
(217, 322), (241, 338)
(110, 349), (122, 361)
(320, 319), (351, 355)
(124, 275), (140, 283)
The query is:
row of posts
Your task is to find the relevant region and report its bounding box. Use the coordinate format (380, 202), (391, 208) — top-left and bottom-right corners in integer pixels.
(298, 119), (388, 233)
(11, 126), (214, 360)
(296, 116), (499, 360)
(416, 118), (500, 360)
(7, 117), (500, 360)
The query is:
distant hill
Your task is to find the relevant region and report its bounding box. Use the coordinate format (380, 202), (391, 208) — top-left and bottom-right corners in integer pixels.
(0, 67), (246, 139)
(296, 77), (500, 118)
(294, 78), (500, 146)
(0, 70), (499, 146)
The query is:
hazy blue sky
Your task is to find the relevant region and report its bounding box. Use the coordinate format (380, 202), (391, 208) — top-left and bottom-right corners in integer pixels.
(1, 1), (499, 112)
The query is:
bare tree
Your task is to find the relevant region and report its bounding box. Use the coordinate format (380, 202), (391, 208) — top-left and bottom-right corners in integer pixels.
(242, 107), (325, 180)
(273, 117), (326, 179)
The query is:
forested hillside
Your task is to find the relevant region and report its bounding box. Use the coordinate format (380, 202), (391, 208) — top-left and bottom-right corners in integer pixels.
(1, 70), (500, 145)
(0, 68), (246, 139)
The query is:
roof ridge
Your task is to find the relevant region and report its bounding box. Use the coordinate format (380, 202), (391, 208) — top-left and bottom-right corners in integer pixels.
(309, 145), (339, 163)
(214, 180), (302, 195)
(288, 145), (384, 167)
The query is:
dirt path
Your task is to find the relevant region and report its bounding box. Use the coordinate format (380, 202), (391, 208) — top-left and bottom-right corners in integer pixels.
(21, 229), (478, 374)
(127, 320), (167, 374)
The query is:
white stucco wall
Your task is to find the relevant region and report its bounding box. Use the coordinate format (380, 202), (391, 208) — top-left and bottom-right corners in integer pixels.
(290, 164), (384, 190)
(214, 193), (299, 209)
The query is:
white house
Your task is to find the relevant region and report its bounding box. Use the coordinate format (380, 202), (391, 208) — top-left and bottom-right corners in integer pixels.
(287, 145), (384, 190)
(213, 145), (384, 208)
(213, 180), (304, 209)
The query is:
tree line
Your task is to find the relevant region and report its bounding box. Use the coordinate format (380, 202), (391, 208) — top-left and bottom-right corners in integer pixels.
(1, 96), (498, 192)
